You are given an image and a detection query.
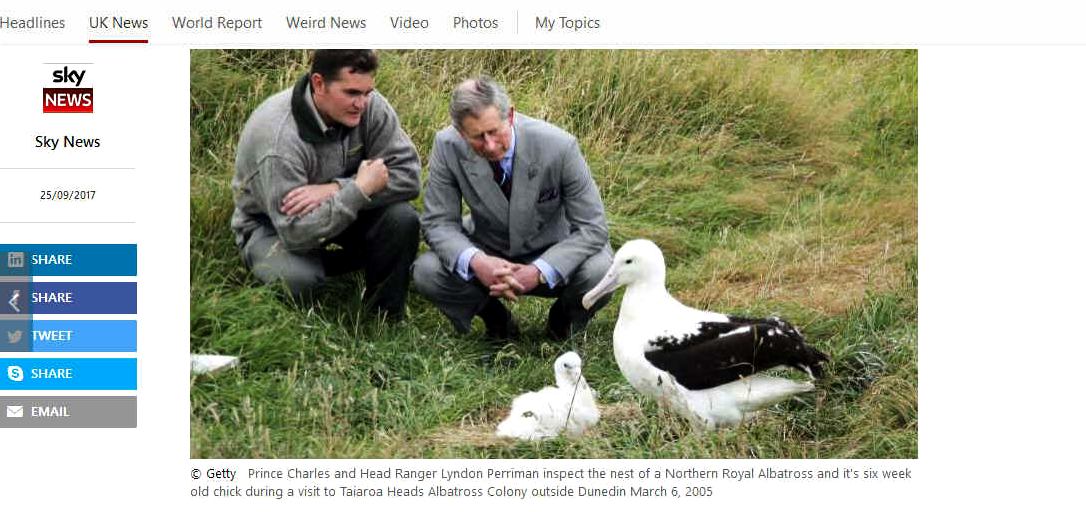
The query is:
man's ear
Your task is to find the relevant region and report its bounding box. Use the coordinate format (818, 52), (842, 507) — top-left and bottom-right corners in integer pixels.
(310, 72), (325, 93)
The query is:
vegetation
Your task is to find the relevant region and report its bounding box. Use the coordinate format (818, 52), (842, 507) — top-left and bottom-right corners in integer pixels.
(190, 50), (917, 458)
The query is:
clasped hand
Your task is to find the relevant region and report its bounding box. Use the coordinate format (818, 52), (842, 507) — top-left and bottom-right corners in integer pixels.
(470, 254), (541, 301)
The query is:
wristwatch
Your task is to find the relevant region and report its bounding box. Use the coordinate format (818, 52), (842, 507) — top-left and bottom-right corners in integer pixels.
(538, 271), (547, 286)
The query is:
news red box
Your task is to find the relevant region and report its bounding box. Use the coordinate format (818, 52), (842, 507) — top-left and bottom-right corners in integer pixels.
(43, 88), (94, 113)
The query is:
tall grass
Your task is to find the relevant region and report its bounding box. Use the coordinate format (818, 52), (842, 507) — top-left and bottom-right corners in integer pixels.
(190, 50), (917, 458)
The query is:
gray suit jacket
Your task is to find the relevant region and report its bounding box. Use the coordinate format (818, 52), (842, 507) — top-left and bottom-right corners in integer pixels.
(421, 114), (609, 282)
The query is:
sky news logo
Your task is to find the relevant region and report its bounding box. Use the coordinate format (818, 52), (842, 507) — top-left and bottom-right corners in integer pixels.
(43, 66), (92, 113)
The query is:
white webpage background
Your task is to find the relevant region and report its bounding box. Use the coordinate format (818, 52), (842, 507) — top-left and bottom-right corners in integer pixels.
(0, 42), (190, 507)
(0, 0), (1082, 510)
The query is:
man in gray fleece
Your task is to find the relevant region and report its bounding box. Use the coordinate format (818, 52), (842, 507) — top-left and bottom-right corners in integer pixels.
(232, 50), (421, 318)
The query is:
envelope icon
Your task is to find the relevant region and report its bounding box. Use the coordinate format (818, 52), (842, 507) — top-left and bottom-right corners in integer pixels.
(6, 405), (23, 418)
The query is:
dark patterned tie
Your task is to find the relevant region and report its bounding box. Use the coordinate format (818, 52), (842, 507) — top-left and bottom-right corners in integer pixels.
(489, 160), (512, 199)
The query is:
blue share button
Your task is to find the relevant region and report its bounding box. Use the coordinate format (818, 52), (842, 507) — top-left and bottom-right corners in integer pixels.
(0, 358), (136, 390)
(29, 282), (136, 315)
(0, 245), (136, 277)
(30, 320), (136, 352)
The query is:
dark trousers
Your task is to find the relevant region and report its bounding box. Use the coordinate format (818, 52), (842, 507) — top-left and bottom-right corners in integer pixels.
(412, 246), (613, 334)
(241, 202), (419, 315)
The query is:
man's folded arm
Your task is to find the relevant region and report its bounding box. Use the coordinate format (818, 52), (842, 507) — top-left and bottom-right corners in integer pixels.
(353, 93), (421, 209)
(255, 154), (366, 252)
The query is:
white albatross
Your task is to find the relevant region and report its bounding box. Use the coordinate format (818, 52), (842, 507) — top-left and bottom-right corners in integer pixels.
(496, 351), (600, 440)
(581, 239), (829, 429)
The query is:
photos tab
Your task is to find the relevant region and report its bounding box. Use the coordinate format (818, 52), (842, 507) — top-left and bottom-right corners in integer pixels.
(448, 15), (502, 33)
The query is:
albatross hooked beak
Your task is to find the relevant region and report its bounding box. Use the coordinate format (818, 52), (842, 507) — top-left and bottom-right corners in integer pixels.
(581, 268), (620, 310)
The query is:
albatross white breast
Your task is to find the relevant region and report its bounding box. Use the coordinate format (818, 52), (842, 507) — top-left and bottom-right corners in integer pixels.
(582, 239), (829, 429)
(496, 351), (600, 440)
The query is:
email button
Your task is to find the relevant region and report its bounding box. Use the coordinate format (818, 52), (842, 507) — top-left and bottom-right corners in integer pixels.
(5, 404), (23, 418)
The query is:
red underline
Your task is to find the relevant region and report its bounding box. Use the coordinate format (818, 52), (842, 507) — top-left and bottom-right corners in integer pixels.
(88, 39), (149, 44)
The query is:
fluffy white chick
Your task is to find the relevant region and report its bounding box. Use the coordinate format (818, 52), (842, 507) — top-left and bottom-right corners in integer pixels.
(496, 351), (599, 440)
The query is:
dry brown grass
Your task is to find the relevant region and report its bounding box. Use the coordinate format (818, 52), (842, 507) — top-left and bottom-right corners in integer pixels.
(423, 402), (646, 449)
(679, 242), (908, 316)
(677, 193), (916, 316)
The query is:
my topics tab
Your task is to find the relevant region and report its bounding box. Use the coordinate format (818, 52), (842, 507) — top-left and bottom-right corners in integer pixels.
(531, 14), (603, 33)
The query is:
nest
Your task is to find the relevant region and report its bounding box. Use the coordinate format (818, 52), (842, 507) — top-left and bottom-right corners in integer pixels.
(425, 402), (644, 447)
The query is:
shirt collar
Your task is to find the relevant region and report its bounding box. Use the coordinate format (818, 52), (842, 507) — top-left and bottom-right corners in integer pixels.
(304, 82), (336, 137)
(500, 123), (517, 173)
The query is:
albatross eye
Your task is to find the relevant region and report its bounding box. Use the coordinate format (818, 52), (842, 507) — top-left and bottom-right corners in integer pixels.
(521, 411), (535, 418)
(624, 258), (633, 264)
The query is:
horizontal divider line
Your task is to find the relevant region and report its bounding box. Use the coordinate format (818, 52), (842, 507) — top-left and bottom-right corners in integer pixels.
(0, 168), (136, 170)
(88, 39), (149, 44)
(0, 221), (137, 224)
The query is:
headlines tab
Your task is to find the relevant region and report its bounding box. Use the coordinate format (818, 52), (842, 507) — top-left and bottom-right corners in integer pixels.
(0, 16), (65, 30)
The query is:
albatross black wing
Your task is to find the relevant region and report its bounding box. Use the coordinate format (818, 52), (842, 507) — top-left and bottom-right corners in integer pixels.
(644, 319), (828, 390)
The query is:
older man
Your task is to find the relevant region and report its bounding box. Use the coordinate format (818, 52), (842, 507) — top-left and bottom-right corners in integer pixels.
(413, 76), (612, 340)
(232, 50), (421, 317)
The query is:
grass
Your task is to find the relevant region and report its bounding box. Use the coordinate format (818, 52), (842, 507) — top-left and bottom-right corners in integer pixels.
(190, 50), (917, 458)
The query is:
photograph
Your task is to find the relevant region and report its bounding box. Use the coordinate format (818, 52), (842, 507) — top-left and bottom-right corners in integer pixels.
(189, 49), (917, 458)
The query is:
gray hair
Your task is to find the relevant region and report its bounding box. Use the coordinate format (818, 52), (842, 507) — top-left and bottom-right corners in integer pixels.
(450, 76), (511, 131)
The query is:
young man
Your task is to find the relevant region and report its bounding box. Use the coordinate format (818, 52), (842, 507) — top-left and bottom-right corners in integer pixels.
(232, 50), (421, 318)
(414, 76), (613, 340)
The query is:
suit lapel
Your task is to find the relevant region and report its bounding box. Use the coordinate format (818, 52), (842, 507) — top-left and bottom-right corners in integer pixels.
(460, 154), (510, 229)
(508, 120), (542, 255)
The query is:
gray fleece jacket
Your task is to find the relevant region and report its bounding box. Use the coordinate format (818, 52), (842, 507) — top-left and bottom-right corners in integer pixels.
(231, 74), (421, 252)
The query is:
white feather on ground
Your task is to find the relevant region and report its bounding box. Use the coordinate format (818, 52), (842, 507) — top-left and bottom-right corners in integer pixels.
(190, 354), (239, 375)
(495, 351), (600, 440)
